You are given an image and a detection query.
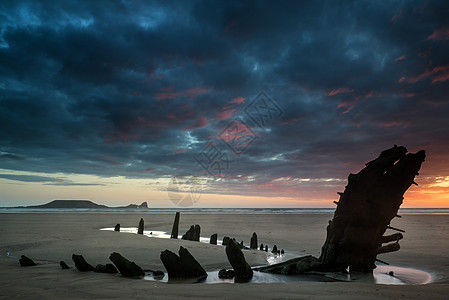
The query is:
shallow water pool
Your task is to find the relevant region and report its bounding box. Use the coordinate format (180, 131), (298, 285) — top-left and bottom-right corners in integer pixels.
(142, 266), (432, 285)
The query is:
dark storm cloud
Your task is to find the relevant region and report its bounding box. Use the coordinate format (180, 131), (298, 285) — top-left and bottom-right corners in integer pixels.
(0, 173), (105, 186)
(0, 153), (25, 160)
(1, 0), (448, 199)
(0, 174), (65, 183)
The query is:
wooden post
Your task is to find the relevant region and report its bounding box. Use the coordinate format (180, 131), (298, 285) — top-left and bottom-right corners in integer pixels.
(170, 212), (180, 239)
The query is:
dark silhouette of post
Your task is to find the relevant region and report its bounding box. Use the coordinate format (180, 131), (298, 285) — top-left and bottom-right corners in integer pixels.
(137, 218), (144, 234)
(250, 232), (258, 249)
(181, 225), (200, 241)
(225, 239), (253, 279)
(210, 233), (218, 245)
(170, 212), (180, 239)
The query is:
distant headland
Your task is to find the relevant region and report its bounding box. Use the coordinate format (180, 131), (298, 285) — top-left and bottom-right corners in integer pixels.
(3, 200), (149, 209)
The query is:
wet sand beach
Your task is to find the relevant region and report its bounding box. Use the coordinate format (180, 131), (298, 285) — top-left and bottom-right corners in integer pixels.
(1, 212), (449, 299)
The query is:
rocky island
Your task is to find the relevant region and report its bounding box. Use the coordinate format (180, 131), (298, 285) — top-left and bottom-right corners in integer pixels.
(4, 199), (149, 210)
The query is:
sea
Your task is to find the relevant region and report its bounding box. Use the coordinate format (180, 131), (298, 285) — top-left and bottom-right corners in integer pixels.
(1, 207), (448, 214)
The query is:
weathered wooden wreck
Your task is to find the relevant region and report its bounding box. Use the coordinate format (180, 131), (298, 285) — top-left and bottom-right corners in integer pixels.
(257, 145), (426, 274)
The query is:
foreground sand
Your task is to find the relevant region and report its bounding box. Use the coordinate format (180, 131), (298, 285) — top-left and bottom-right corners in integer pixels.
(1, 212), (449, 299)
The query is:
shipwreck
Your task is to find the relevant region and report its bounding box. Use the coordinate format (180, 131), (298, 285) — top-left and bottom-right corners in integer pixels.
(257, 145), (426, 275)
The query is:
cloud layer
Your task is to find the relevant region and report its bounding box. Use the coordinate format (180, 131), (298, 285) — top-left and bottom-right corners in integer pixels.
(1, 0), (448, 205)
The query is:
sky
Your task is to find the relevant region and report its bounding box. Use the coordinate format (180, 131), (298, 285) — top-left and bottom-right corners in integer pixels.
(1, 0), (449, 208)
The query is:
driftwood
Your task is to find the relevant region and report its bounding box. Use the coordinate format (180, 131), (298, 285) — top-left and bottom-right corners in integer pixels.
(60, 261), (70, 269)
(152, 270), (165, 279)
(377, 242), (400, 255)
(381, 233), (403, 244)
(387, 225), (405, 233)
(94, 263), (118, 273)
(19, 255), (36, 267)
(218, 268), (236, 279)
(109, 252), (144, 277)
(254, 256), (320, 274)
(72, 254), (94, 271)
(160, 246), (207, 279)
(259, 146), (425, 274)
